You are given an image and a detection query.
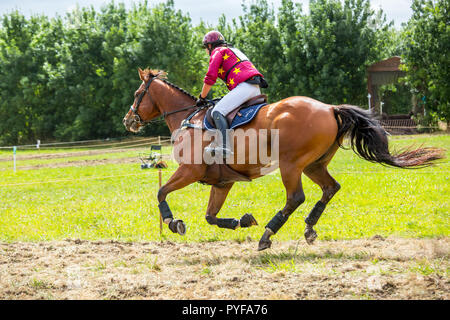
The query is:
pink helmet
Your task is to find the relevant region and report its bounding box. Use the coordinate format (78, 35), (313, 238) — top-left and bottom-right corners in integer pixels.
(202, 30), (226, 47)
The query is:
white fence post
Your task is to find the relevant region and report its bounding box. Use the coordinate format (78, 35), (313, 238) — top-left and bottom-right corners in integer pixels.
(13, 146), (16, 172)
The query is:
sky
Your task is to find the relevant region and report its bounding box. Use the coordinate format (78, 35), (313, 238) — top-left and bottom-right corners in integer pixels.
(0, 0), (413, 28)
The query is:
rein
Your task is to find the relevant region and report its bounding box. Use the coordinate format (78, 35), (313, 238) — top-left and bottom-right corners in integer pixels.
(162, 104), (199, 118)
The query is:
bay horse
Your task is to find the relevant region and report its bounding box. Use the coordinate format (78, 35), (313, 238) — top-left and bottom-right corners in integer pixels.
(123, 68), (444, 251)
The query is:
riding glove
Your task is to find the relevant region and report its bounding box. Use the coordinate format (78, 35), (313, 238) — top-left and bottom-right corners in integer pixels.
(196, 96), (208, 107)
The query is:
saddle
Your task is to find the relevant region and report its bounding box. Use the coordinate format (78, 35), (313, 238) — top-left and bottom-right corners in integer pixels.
(205, 94), (268, 128)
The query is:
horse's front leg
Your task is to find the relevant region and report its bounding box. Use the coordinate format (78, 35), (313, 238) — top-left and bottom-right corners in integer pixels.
(157, 164), (205, 235)
(205, 184), (258, 230)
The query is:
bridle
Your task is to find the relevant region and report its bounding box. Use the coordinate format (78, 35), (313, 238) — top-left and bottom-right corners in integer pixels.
(128, 75), (202, 127)
(129, 75), (157, 126)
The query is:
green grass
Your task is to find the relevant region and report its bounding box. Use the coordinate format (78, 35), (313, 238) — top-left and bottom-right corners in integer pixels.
(0, 134), (448, 242)
(409, 258), (449, 277)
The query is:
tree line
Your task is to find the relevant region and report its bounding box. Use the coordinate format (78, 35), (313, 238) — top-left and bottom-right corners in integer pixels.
(0, 0), (447, 145)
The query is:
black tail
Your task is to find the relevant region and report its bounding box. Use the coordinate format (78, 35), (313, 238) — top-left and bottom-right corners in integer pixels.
(333, 105), (445, 168)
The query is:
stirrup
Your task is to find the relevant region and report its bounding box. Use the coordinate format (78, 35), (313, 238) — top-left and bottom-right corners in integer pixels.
(205, 146), (233, 158)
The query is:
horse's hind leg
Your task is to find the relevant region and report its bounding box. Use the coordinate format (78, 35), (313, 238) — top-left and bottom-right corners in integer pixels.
(258, 162), (305, 251)
(205, 183), (258, 230)
(303, 162), (341, 244)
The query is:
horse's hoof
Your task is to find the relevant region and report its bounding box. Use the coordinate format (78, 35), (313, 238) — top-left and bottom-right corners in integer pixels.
(304, 227), (317, 245)
(258, 238), (272, 251)
(176, 220), (187, 236)
(169, 219), (187, 236)
(240, 213), (258, 228)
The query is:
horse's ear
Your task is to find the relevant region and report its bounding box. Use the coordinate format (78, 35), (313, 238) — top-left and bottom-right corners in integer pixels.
(138, 68), (145, 81)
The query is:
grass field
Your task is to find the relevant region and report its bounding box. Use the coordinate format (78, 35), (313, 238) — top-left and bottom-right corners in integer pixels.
(0, 134), (448, 243)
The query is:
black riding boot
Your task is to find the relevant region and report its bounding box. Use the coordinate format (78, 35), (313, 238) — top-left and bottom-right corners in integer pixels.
(211, 111), (233, 159)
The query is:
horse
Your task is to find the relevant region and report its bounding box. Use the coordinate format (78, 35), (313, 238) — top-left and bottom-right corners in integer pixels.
(123, 68), (445, 251)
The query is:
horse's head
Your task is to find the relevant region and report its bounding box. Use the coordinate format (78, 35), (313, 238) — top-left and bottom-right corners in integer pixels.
(123, 68), (164, 133)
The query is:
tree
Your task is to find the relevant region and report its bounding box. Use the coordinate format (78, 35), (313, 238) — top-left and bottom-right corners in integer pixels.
(298, 0), (389, 105)
(227, 0), (285, 100)
(0, 12), (63, 144)
(0, 0), (423, 145)
(402, 0), (450, 121)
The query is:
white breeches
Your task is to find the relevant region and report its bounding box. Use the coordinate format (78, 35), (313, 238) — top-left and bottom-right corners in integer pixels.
(212, 82), (261, 116)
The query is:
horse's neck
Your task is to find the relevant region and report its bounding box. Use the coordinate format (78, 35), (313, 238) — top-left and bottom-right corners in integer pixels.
(154, 80), (196, 133)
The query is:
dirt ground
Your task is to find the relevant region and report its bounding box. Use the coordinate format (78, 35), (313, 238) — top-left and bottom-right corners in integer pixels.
(0, 151), (171, 170)
(12, 156), (139, 170)
(0, 148), (137, 162)
(0, 237), (448, 300)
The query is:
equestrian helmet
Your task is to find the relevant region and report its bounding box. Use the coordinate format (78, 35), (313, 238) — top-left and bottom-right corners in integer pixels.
(202, 30), (226, 48)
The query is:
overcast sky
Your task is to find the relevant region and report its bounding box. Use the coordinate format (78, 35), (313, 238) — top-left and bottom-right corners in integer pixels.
(0, 0), (413, 28)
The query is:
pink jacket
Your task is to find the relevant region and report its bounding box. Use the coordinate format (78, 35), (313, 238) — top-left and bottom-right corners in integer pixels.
(204, 46), (263, 90)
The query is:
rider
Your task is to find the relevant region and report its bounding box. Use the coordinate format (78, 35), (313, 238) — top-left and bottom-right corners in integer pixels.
(196, 30), (267, 159)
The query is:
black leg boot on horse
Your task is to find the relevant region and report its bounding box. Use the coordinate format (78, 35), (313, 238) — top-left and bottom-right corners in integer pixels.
(205, 111), (233, 160)
(258, 166), (306, 251)
(158, 200), (187, 235)
(205, 183), (258, 231)
(157, 164), (207, 236)
(302, 147), (342, 244)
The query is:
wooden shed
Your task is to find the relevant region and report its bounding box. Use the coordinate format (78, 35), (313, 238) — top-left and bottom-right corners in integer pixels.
(367, 56), (406, 114)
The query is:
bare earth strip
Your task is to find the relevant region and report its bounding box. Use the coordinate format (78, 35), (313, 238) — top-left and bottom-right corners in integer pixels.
(14, 157), (139, 170)
(0, 149), (139, 162)
(0, 237), (448, 300)
(1, 155), (172, 170)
